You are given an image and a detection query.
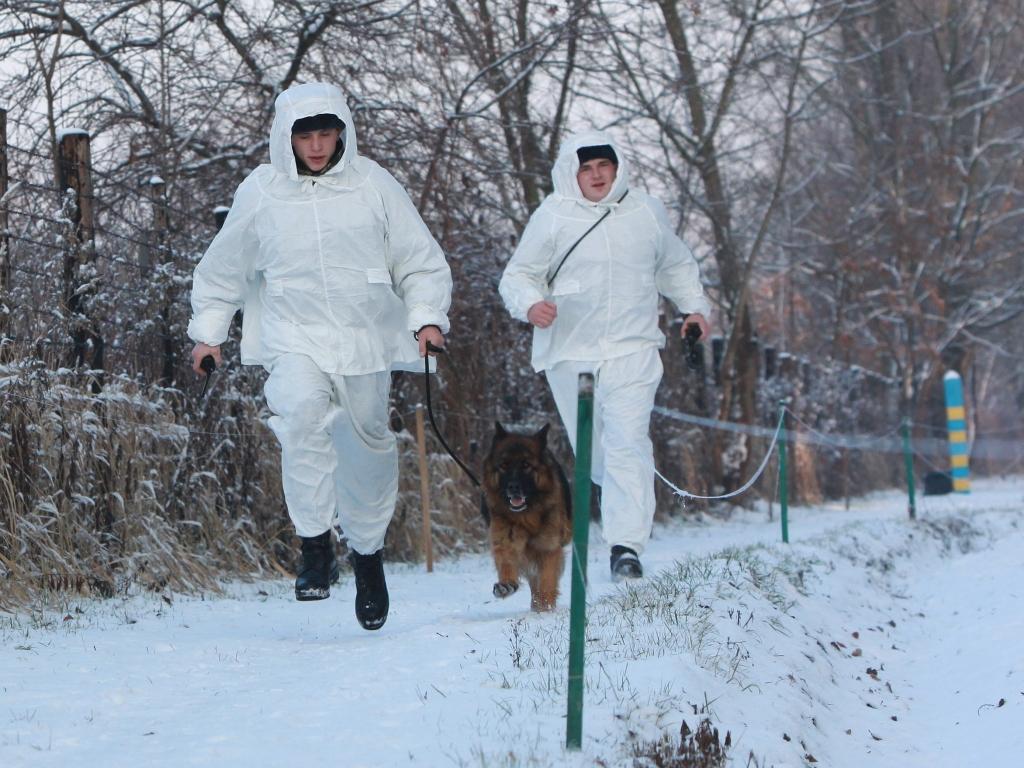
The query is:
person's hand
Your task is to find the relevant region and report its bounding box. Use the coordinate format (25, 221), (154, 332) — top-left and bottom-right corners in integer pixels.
(417, 325), (445, 357)
(527, 300), (558, 328)
(191, 342), (222, 375)
(681, 313), (710, 340)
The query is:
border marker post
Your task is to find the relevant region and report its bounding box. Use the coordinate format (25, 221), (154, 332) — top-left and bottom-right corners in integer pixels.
(943, 371), (970, 493)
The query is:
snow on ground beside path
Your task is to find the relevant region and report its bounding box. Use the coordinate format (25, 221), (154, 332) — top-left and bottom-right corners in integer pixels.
(1, 477), (1022, 767)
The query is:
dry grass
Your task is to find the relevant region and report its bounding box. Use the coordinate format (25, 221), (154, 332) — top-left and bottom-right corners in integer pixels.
(0, 342), (982, 610)
(0, 361), (488, 609)
(631, 719), (731, 768)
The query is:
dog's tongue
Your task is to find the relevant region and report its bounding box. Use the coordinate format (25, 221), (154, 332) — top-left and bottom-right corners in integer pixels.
(509, 496), (526, 509)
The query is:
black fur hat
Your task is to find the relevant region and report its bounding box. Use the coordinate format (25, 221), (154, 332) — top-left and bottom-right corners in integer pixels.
(291, 113), (345, 134)
(576, 144), (618, 165)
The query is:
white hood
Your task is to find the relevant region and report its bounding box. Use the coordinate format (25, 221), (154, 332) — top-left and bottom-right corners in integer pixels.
(269, 82), (357, 181)
(551, 130), (631, 205)
(189, 82), (452, 376)
(500, 130), (709, 371)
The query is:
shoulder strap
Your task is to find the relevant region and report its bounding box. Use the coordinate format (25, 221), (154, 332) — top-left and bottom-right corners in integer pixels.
(547, 190), (629, 287)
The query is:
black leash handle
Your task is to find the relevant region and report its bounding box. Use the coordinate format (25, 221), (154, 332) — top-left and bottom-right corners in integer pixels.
(198, 354), (216, 399)
(681, 321), (703, 371)
(423, 341), (481, 488)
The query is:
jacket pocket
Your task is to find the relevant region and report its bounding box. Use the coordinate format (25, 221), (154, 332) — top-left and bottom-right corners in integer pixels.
(551, 279), (581, 296)
(366, 268), (391, 285)
(361, 268), (396, 325)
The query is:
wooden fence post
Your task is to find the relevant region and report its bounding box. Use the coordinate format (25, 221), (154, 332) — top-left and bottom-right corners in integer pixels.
(0, 107), (10, 356)
(764, 345), (776, 379)
(711, 336), (724, 385)
(57, 129), (103, 386)
(213, 205), (230, 230)
(57, 129), (94, 251)
(146, 175), (176, 386)
(415, 405), (434, 572)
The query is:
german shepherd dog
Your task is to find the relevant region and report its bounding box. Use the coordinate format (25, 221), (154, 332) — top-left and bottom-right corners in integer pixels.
(481, 422), (572, 612)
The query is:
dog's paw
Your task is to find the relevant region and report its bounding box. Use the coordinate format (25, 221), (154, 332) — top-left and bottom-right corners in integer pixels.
(493, 581), (519, 598)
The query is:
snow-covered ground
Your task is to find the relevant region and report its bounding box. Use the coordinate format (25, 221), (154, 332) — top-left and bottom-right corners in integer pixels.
(2, 477), (1022, 767)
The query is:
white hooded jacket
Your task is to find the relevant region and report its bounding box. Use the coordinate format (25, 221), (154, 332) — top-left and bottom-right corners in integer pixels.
(188, 82), (452, 375)
(498, 130), (710, 372)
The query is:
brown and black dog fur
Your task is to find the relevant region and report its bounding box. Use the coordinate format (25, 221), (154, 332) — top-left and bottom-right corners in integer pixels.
(481, 422), (572, 612)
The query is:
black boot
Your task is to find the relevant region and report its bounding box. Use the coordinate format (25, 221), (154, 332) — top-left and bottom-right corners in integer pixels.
(349, 549), (389, 631)
(294, 531), (340, 601)
(610, 545), (643, 582)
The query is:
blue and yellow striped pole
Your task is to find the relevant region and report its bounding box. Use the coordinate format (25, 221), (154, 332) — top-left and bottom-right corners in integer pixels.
(943, 371), (970, 493)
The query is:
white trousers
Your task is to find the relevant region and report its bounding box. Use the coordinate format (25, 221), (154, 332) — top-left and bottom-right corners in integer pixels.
(264, 354), (397, 555)
(545, 346), (663, 555)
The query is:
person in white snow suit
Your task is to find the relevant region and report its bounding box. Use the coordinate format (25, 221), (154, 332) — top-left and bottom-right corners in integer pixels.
(498, 132), (710, 581)
(188, 82), (452, 630)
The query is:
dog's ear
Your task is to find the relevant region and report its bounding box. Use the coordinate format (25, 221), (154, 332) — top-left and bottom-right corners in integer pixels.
(535, 423), (550, 448)
(494, 420), (508, 437)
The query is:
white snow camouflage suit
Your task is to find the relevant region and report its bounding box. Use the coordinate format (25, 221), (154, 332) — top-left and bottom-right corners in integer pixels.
(498, 130), (709, 555)
(188, 82), (452, 552)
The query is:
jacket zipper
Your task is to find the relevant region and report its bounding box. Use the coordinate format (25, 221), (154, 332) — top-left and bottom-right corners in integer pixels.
(310, 181), (340, 327)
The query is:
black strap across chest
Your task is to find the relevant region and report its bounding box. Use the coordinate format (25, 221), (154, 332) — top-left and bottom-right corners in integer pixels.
(546, 190), (629, 288)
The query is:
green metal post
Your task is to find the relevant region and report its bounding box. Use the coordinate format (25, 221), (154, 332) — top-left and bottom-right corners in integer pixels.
(566, 372), (594, 751)
(778, 401), (789, 544)
(902, 417), (916, 519)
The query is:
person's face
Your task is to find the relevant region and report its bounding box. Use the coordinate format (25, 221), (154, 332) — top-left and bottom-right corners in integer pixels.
(577, 158), (617, 202)
(291, 128), (342, 172)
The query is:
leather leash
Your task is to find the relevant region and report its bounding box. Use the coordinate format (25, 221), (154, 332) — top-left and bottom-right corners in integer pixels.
(423, 341), (481, 488)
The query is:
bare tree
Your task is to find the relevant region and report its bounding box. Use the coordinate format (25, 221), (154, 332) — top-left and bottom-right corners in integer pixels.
(784, 0), (1024, 432)
(595, 0), (831, 486)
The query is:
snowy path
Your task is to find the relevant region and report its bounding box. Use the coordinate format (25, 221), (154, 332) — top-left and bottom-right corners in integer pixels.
(2, 478), (1022, 767)
(883, 528), (1024, 767)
